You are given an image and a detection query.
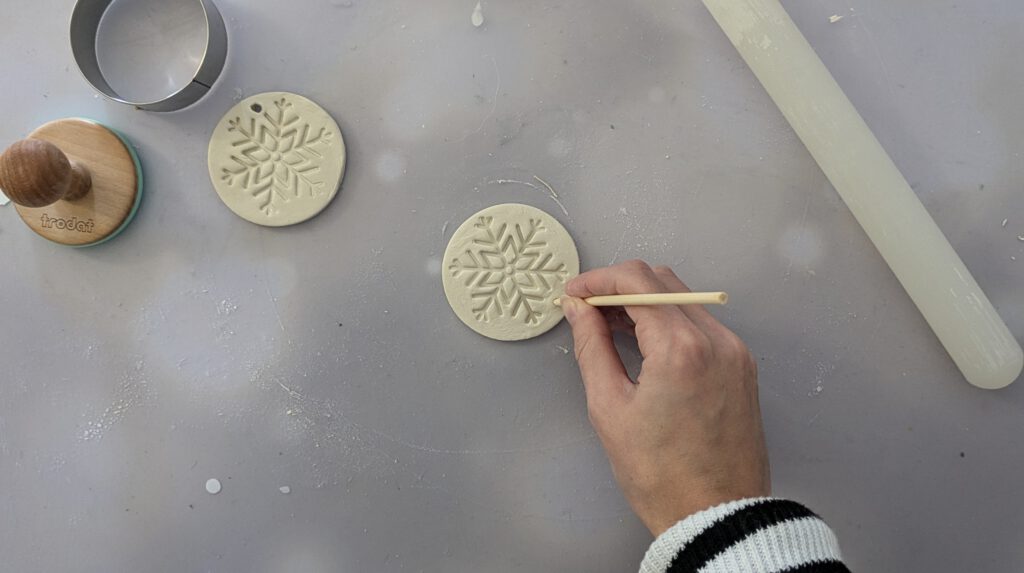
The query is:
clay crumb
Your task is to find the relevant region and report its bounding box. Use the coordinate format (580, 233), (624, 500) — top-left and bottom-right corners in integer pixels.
(205, 478), (222, 495)
(829, 14), (844, 23)
(471, 1), (484, 27)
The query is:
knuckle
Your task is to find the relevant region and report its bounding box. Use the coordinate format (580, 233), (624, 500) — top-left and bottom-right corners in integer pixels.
(743, 347), (759, 378)
(650, 327), (715, 374)
(678, 332), (715, 373)
(651, 265), (674, 277)
(622, 259), (652, 274)
(586, 396), (611, 424)
(718, 331), (758, 378)
(722, 332), (750, 359)
(729, 336), (757, 374)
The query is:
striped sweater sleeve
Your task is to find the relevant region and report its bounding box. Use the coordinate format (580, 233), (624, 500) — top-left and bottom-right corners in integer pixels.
(639, 498), (849, 573)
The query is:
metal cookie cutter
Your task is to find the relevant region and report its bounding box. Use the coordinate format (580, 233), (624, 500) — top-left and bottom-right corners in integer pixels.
(70, 0), (228, 112)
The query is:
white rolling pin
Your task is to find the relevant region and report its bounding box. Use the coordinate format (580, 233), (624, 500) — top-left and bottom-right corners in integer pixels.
(702, 0), (1022, 389)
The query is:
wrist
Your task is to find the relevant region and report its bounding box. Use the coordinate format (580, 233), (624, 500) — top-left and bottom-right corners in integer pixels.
(636, 487), (771, 537)
(639, 498), (846, 573)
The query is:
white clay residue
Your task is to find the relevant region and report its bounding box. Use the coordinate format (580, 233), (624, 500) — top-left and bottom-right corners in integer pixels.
(471, 1), (484, 27)
(546, 138), (571, 158)
(206, 478), (222, 494)
(491, 175), (569, 218)
(778, 224), (824, 269)
(376, 151), (407, 182)
(279, 486), (291, 494)
(426, 257), (442, 276)
(79, 360), (150, 442)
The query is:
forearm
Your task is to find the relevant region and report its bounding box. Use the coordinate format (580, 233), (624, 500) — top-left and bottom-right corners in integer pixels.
(640, 498), (849, 573)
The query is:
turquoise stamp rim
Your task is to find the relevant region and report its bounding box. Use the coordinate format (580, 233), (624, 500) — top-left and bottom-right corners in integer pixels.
(71, 119), (144, 248)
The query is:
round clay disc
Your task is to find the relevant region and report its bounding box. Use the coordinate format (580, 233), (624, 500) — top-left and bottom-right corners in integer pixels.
(208, 92), (346, 226)
(442, 203), (580, 341)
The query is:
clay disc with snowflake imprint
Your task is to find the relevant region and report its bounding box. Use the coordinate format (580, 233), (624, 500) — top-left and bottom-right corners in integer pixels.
(208, 92), (346, 226)
(443, 203), (580, 341)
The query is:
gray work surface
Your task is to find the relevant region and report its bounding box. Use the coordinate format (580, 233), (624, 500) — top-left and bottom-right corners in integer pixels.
(2, 1), (1022, 571)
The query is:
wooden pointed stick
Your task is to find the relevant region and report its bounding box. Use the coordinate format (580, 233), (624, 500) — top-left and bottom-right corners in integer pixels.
(554, 292), (728, 307)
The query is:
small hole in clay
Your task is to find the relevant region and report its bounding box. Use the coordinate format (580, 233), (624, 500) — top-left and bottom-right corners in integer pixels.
(251, 103), (263, 113)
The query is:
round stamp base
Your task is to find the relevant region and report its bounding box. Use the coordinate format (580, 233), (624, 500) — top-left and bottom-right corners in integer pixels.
(14, 119), (142, 247)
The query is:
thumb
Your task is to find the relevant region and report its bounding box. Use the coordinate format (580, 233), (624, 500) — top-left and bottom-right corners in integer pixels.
(562, 297), (633, 407)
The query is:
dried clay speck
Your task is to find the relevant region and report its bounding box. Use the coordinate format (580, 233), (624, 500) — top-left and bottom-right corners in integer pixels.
(471, 1), (484, 27)
(205, 478), (222, 494)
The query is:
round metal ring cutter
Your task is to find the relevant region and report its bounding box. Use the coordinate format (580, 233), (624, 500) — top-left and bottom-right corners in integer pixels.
(70, 0), (228, 112)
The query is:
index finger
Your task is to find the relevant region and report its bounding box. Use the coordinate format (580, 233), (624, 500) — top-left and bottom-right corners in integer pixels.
(566, 260), (668, 299)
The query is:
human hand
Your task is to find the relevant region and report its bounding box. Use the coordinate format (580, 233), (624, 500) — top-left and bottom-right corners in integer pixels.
(561, 260), (770, 536)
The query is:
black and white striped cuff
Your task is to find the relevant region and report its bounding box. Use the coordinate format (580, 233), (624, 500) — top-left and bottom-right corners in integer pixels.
(639, 497), (848, 573)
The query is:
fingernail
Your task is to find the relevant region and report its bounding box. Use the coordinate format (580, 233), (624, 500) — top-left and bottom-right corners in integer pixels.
(561, 297), (578, 322)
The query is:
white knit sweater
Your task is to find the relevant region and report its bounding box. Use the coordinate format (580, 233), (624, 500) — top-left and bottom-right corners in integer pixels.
(640, 498), (848, 573)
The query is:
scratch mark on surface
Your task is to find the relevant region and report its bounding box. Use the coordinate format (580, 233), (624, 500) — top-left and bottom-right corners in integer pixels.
(278, 381), (303, 399)
(263, 275), (287, 336)
(688, 172), (707, 200)
(856, 13), (898, 101)
(366, 427), (598, 456)
(258, 234), (290, 343)
(534, 175), (570, 217)
(460, 55), (501, 141)
(492, 178), (541, 190)
(784, 195), (812, 280)
(407, 481), (632, 523)
(491, 177), (569, 217)
(271, 382), (596, 457)
(533, 175), (559, 198)
(608, 227), (630, 266)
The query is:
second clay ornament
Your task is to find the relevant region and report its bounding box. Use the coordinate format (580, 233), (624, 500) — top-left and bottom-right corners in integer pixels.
(443, 203), (579, 341)
(208, 92), (346, 226)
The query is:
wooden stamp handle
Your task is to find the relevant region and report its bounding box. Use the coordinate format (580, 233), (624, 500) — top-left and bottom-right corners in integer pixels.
(0, 139), (93, 207)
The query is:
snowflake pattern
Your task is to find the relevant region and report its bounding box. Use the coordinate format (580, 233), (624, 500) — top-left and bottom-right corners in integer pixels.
(449, 216), (569, 325)
(221, 97), (334, 215)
